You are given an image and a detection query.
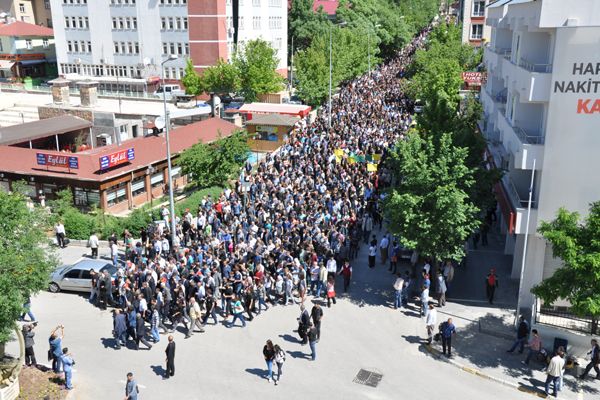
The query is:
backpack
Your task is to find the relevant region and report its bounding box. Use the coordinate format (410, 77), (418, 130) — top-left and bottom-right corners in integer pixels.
(487, 274), (496, 287)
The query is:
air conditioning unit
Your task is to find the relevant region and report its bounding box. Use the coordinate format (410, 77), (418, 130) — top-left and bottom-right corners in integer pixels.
(96, 133), (112, 147)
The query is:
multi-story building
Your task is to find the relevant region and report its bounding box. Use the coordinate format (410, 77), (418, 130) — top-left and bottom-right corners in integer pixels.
(459, 0), (491, 45)
(480, 0), (600, 326)
(0, 0), (53, 26)
(0, 20), (55, 79)
(49, 0), (287, 93)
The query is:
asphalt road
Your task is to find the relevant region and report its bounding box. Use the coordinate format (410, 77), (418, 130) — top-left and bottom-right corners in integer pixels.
(28, 243), (534, 400)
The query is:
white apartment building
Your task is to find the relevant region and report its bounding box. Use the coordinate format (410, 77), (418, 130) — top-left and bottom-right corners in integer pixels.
(481, 0), (600, 323)
(50, 0), (287, 93)
(460, 0), (491, 44)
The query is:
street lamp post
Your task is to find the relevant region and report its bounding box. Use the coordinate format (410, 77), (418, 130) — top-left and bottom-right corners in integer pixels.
(161, 54), (178, 238)
(328, 21), (347, 130)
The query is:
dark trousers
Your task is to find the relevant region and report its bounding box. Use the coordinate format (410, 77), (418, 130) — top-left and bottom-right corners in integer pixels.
(25, 346), (36, 366)
(136, 333), (152, 349)
(314, 321), (321, 340)
(91, 247), (98, 258)
(327, 296), (336, 307)
(581, 361), (600, 378)
(442, 336), (452, 356)
(343, 275), (350, 292)
(56, 232), (65, 248)
(166, 358), (175, 377)
(486, 285), (496, 304)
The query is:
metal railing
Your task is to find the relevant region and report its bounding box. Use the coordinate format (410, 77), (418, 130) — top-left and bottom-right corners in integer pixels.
(513, 124), (545, 145)
(519, 57), (553, 73)
(506, 176), (537, 208)
(535, 302), (597, 335)
(472, 10), (485, 17)
(0, 82), (159, 100)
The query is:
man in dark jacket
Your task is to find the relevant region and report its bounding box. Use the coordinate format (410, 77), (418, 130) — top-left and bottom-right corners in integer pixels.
(23, 323), (37, 366)
(507, 316), (529, 354)
(164, 335), (176, 379)
(113, 310), (128, 349)
(579, 339), (600, 380)
(298, 305), (310, 345)
(135, 314), (153, 350)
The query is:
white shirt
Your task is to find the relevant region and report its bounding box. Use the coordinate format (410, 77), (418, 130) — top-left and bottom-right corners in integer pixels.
(546, 355), (565, 377)
(380, 237), (389, 249)
(423, 263), (431, 274)
(426, 308), (437, 326)
(55, 223), (65, 234)
(369, 245), (377, 257)
(88, 234), (99, 248)
(326, 259), (337, 273)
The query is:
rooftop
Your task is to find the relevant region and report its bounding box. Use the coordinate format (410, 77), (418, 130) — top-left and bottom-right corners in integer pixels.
(0, 117), (238, 182)
(245, 113), (300, 127)
(237, 102), (311, 117)
(0, 115), (91, 146)
(313, 0), (339, 15)
(0, 21), (54, 37)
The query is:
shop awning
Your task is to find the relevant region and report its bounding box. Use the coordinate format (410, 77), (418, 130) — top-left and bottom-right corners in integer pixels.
(20, 59), (46, 66)
(0, 60), (15, 69)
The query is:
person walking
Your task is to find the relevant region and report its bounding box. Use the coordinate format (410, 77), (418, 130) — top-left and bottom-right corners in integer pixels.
(310, 304), (323, 341)
(113, 309), (128, 349)
(19, 296), (36, 322)
(227, 294), (247, 328)
(202, 289), (219, 325)
(507, 316), (529, 354)
(389, 241), (400, 274)
(339, 259), (352, 292)
(362, 214), (373, 244)
(379, 234), (389, 265)
(135, 314), (153, 350)
(425, 304), (437, 345)
(111, 240), (119, 266)
(164, 335), (175, 379)
(60, 348), (75, 390)
(49, 325), (64, 373)
(326, 277), (336, 308)
(124, 372), (139, 400)
(263, 340), (275, 383)
(393, 274), (404, 309)
(485, 268), (499, 304)
(185, 297), (205, 338)
(23, 323), (37, 367)
(88, 232), (99, 259)
(368, 240), (377, 268)
(307, 322), (318, 361)
(522, 329), (543, 366)
(440, 318), (456, 357)
(55, 221), (66, 248)
(579, 338), (600, 380)
(420, 284), (429, 317)
(273, 344), (286, 385)
(545, 347), (565, 398)
(298, 305), (311, 344)
(436, 270), (447, 307)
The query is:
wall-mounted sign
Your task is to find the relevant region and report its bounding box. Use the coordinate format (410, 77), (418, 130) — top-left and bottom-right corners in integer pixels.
(462, 71), (486, 85)
(256, 125), (278, 134)
(36, 153), (79, 169)
(99, 148), (135, 170)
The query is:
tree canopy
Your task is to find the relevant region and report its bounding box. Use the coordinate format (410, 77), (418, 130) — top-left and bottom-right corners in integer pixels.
(532, 203), (600, 333)
(0, 189), (56, 343)
(200, 58), (241, 95)
(181, 58), (204, 97)
(233, 39), (284, 102)
(178, 130), (250, 188)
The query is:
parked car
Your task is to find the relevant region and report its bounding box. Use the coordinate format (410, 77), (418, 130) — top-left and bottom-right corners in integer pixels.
(48, 259), (117, 293)
(153, 84), (186, 101)
(414, 99), (424, 114)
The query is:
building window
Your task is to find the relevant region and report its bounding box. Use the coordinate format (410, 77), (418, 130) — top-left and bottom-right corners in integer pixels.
(47, 18), (52, 27)
(184, 43), (189, 55)
(161, 17), (166, 30)
(67, 41), (73, 52)
(150, 172), (164, 188)
(252, 0), (260, 6)
(134, 42), (139, 54)
(45, 0), (50, 9)
(132, 17), (137, 29)
(87, 41), (92, 52)
(131, 176), (146, 197)
(473, 0), (486, 17)
(19, 3), (25, 12)
(114, 41), (119, 53)
(162, 42), (167, 54)
(25, 39), (32, 50)
(84, 17), (89, 28)
(169, 42), (175, 54)
(65, 17), (70, 28)
(239, 16), (244, 30)
(253, 16), (261, 29)
(470, 24), (483, 40)
(106, 182), (127, 206)
(112, 18), (117, 29)
(183, 17), (188, 29)
(43, 39), (49, 48)
(74, 188), (99, 206)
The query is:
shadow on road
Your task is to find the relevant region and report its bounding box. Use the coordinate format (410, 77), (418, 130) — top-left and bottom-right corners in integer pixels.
(150, 365), (165, 377)
(244, 368), (266, 378)
(278, 334), (301, 344)
(286, 350), (310, 360)
(402, 335), (425, 345)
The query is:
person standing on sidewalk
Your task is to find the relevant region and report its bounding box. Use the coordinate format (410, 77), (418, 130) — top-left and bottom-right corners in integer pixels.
(425, 304), (437, 345)
(263, 340), (275, 383)
(507, 316), (529, 354)
(420, 283), (429, 316)
(124, 372), (139, 400)
(485, 268), (499, 304)
(307, 322), (318, 361)
(273, 344), (286, 385)
(310, 304), (323, 341)
(579, 338), (600, 380)
(60, 348), (75, 390)
(522, 329), (543, 366)
(379, 234), (389, 265)
(88, 232), (99, 259)
(436, 270), (447, 307)
(55, 221), (66, 248)
(368, 239), (377, 269)
(23, 323), (37, 367)
(49, 325), (64, 373)
(440, 318), (456, 357)
(339, 259), (352, 292)
(545, 347), (565, 398)
(164, 335), (175, 379)
(326, 277), (337, 308)
(393, 274), (404, 309)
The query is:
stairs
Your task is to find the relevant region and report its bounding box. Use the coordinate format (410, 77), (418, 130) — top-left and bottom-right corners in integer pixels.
(0, 103), (39, 127)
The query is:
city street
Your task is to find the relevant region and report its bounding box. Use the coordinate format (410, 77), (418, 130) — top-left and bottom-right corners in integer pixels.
(26, 243), (538, 400)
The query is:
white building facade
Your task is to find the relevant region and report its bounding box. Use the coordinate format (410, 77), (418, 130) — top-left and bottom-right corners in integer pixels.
(50, 0), (287, 92)
(481, 0), (600, 320)
(460, 0), (492, 45)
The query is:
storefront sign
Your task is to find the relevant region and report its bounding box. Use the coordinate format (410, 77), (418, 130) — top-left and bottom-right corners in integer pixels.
(462, 71), (486, 85)
(36, 153), (79, 169)
(99, 148), (135, 170)
(256, 125), (278, 134)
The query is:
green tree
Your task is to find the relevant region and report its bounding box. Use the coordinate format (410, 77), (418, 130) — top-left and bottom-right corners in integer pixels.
(294, 36), (330, 106)
(532, 203), (600, 334)
(181, 58), (204, 98)
(233, 39), (284, 102)
(0, 190), (56, 344)
(288, 0), (331, 53)
(384, 132), (480, 262)
(201, 58), (241, 95)
(178, 130), (249, 187)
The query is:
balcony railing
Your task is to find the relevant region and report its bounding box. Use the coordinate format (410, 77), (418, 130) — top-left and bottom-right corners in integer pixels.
(518, 57), (553, 73)
(472, 10), (485, 17)
(513, 125), (545, 145)
(506, 176), (536, 208)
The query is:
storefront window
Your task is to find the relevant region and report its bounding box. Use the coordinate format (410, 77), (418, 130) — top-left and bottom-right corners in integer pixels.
(74, 187), (100, 206)
(131, 176), (146, 197)
(150, 171), (164, 188)
(106, 182), (127, 206)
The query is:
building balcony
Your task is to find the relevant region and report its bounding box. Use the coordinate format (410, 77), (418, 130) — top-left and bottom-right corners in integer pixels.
(501, 175), (538, 235)
(502, 56), (552, 103)
(497, 111), (544, 170)
(484, 46), (510, 77)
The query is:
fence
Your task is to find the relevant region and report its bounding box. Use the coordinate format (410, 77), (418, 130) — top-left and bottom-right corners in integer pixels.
(535, 303), (598, 335)
(0, 82), (159, 100)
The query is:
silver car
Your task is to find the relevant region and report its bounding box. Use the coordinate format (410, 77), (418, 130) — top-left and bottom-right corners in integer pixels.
(49, 259), (117, 293)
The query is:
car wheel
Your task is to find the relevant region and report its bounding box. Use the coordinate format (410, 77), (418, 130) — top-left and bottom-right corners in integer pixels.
(48, 282), (60, 293)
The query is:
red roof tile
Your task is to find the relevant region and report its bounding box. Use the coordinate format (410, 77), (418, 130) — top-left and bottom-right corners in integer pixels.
(0, 21), (53, 37)
(313, 0), (339, 15)
(0, 117), (238, 183)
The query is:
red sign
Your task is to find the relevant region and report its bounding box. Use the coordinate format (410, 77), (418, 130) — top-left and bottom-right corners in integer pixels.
(462, 71), (487, 85)
(36, 153), (79, 169)
(99, 148), (135, 170)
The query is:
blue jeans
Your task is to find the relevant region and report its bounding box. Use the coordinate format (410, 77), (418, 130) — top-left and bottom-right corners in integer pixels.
(316, 281), (324, 297)
(545, 375), (559, 396)
(509, 337), (526, 353)
(151, 326), (160, 342)
(309, 341), (317, 360)
(229, 313), (246, 327)
(421, 299), (428, 316)
(64, 370), (73, 389)
(265, 359), (273, 379)
(394, 290), (402, 308)
(257, 298), (268, 313)
(112, 254), (119, 266)
(52, 355), (62, 373)
(20, 303), (35, 321)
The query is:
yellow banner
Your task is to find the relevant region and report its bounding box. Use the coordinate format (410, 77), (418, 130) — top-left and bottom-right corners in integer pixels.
(367, 163), (378, 172)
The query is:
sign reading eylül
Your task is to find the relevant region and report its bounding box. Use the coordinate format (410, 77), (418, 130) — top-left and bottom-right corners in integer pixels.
(99, 148), (135, 170)
(36, 153), (79, 169)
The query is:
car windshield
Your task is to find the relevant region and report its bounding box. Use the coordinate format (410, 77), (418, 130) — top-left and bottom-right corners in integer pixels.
(100, 265), (117, 275)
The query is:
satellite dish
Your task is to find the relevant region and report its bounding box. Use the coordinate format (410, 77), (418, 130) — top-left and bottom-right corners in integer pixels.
(155, 117), (165, 130)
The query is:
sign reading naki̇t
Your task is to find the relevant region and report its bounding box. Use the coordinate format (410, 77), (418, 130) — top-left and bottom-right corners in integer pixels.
(36, 153), (79, 169)
(99, 148), (135, 170)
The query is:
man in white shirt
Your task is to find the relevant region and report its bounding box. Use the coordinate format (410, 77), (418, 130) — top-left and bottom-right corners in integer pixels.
(368, 243), (377, 268)
(88, 233), (99, 258)
(55, 222), (66, 248)
(379, 235), (389, 265)
(110, 241), (119, 266)
(545, 347), (565, 398)
(425, 304), (437, 344)
(326, 255), (337, 281)
(393, 275), (404, 309)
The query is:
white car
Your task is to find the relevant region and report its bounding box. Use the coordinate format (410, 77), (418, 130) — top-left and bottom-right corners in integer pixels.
(153, 84), (186, 101)
(49, 259), (116, 293)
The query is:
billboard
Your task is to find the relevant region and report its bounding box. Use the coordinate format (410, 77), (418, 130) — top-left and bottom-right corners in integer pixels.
(99, 148), (135, 170)
(36, 153), (79, 169)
